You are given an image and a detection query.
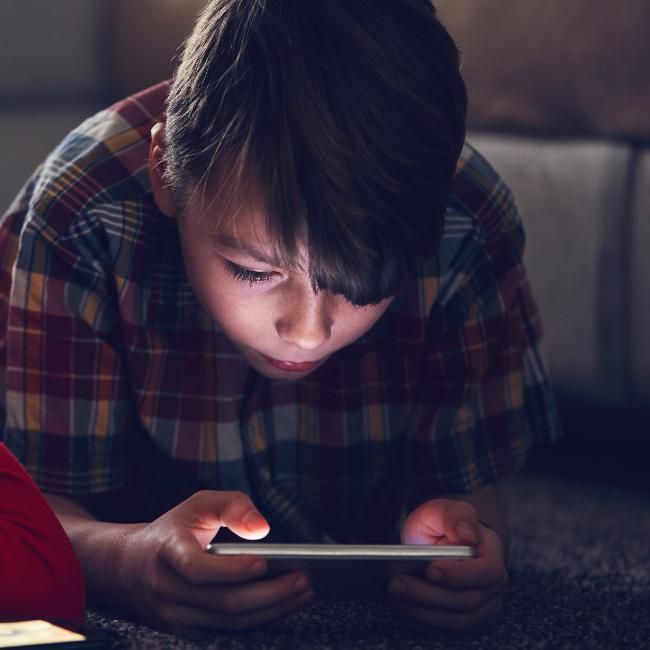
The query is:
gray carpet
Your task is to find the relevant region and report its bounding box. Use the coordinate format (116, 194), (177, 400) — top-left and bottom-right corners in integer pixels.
(84, 454), (650, 649)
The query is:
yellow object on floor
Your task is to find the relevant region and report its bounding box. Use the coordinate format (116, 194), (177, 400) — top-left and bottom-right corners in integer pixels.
(0, 620), (85, 647)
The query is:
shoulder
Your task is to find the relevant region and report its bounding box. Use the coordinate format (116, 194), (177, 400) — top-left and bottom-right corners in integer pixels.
(10, 82), (173, 275)
(411, 141), (527, 328)
(440, 140), (525, 286)
(26, 81), (170, 239)
(4, 82), (182, 327)
(447, 141), (523, 258)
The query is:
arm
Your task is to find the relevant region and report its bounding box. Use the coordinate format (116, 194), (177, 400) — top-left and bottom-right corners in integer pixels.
(43, 490), (314, 633)
(43, 493), (143, 611)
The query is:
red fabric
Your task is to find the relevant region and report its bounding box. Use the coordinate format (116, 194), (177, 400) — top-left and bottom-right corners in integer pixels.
(0, 443), (85, 626)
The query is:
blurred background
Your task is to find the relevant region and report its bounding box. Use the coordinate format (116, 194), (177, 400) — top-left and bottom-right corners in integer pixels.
(1, 0), (649, 478)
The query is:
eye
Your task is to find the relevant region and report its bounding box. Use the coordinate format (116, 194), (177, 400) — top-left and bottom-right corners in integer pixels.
(224, 260), (275, 285)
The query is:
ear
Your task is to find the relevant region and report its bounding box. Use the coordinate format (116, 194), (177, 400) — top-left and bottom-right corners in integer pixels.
(148, 122), (176, 217)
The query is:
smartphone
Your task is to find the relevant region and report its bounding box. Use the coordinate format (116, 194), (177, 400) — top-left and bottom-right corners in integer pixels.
(205, 543), (475, 600)
(205, 543), (474, 560)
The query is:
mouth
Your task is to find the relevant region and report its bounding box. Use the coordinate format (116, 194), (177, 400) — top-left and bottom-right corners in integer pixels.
(259, 353), (325, 372)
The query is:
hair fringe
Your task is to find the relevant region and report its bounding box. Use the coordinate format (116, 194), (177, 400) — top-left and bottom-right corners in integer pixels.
(164, 0), (467, 305)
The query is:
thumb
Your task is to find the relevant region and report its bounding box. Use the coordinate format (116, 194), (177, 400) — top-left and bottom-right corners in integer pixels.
(174, 490), (270, 546)
(401, 498), (479, 546)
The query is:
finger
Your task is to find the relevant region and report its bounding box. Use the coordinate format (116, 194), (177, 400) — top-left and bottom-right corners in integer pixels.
(159, 569), (313, 616)
(423, 532), (507, 589)
(389, 593), (503, 632)
(178, 490), (271, 542)
(401, 499), (479, 546)
(425, 559), (507, 590)
(387, 573), (505, 612)
(161, 531), (269, 585)
(154, 586), (315, 633)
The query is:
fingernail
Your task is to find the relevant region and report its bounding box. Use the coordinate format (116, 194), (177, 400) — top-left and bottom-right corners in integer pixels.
(388, 578), (406, 595)
(456, 522), (478, 544)
(294, 575), (309, 593)
(243, 511), (268, 531)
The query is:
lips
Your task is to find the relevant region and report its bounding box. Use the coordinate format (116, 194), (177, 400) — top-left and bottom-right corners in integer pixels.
(260, 354), (324, 372)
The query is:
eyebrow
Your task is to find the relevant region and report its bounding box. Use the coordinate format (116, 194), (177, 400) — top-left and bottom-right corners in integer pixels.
(213, 232), (284, 267)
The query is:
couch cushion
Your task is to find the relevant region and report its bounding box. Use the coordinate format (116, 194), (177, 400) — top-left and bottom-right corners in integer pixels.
(630, 151), (650, 405)
(469, 133), (632, 405)
(437, 0), (650, 140)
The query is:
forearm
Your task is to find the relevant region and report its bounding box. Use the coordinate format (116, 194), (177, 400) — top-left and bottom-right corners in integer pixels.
(44, 493), (145, 609)
(442, 482), (510, 556)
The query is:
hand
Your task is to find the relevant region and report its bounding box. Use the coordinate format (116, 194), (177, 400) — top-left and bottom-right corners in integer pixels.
(386, 498), (507, 632)
(117, 490), (314, 632)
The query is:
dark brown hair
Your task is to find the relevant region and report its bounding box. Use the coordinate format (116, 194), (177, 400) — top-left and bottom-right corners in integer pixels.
(164, 0), (467, 305)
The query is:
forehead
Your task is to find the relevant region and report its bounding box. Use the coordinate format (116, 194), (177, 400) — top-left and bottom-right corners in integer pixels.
(190, 198), (308, 269)
(184, 180), (266, 238)
(183, 173), (309, 264)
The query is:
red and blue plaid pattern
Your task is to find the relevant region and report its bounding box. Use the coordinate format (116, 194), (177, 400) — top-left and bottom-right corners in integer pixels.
(0, 82), (562, 542)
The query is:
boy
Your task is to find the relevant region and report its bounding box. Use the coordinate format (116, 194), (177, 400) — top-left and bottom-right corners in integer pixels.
(0, 0), (561, 634)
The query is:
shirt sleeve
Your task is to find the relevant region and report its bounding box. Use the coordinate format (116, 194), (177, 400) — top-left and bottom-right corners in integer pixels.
(405, 183), (563, 505)
(0, 443), (85, 626)
(1, 178), (136, 496)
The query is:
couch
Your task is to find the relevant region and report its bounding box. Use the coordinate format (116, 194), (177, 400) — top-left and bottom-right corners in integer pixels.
(437, 0), (650, 431)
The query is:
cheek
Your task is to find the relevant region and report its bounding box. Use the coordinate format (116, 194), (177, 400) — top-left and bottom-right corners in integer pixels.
(213, 295), (265, 331)
(182, 257), (266, 335)
(205, 284), (270, 338)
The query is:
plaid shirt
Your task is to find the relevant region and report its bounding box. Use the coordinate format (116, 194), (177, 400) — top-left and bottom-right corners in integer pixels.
(0, 82), (561, 543)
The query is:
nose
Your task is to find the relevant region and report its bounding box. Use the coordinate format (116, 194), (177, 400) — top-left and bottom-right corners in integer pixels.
(275, 285), (333, 351)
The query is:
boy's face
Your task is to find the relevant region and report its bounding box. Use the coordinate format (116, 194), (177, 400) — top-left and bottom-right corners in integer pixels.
(174, 194), (394, 380)
(148, 124), (393, 380)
